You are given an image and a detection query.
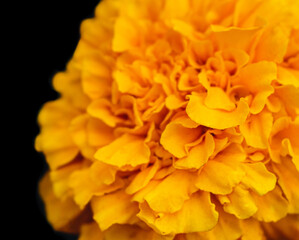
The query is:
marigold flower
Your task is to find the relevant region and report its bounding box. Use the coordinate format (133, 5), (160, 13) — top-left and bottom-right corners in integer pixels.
(36, 0), (299, 239)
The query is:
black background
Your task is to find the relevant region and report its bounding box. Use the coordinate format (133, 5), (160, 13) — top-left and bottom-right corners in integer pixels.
(17, 0), (101, 239)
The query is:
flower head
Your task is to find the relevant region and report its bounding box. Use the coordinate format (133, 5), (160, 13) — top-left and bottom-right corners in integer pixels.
(36, 0), (299, 239)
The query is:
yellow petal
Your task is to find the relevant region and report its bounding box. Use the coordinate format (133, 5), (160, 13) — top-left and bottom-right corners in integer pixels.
(250, 85), (274, 114)
(87, 99), (123, 127)
(205, 87), (236, 111)
(273, 158), (299, 214)
(193, 203), (242, 240)
(196, 160), (245, 195)
(236, 61), (277, 93)
(222, 185), (258, 219)
(79, 222), (104, 240)
(94, 134), (150, 168)
(69, 168), (124, 208)
(126, 161), (161, 194)
(186, 93), (249, 129)
(144, 170), (197, 213)
(114, 70), (148, 97)
(240, 109), (273, 149)
(254, 26), (289, 63)
(275, 85), (299, 108)
(92, 190), (139, 231)
(211, 25), (262, 51)
(160, 117), (201, 158)
(39, 174), (81, 232)
(104, 224), (171, 240)
(240, 218), (266, 240)
(174, 132), (215, 169)
(112, 17), (140, 52)
(138, 192), (218, 235)
(252, 186), (288, 222)
(277, 66), (299, 88)
(241, 162), (276, 195)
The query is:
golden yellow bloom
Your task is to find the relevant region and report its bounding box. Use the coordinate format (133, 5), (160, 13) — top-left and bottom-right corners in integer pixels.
(36, 0), (299, 239)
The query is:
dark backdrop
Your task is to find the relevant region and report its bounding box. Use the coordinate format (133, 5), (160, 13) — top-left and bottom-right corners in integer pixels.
(20, 1), (101, 239)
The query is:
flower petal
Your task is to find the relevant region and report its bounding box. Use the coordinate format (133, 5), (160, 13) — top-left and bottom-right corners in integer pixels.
(240, 218), (266, 240)
(241, 162), (276, 195)
(273, 158), (299, 214)
(196, 160), (245, 195)
(39, 174), (82, 232)
(174, 132), (215, 169)
(204, 87), (236, 111)
(79, 222), (104, 240)
(186, 93), (249, 129)
(144, 170), (197, 213)
(92, 191), (139, 231)
(252, 186), (288, 222)
(222, 185), (258, 219)
(240, 109), (273, 149)
(94, 134), (151, 168)
(138, 192), (218, 235)
(126, 161), (161, 194)
(160, 117), (201, 158)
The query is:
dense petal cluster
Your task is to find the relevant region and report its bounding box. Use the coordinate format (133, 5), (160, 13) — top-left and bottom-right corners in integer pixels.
(36, 0), (299, 239)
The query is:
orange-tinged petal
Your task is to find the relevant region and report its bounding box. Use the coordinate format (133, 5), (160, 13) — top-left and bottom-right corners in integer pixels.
(254, 26), (289, 63)
(104, 224), (172, 240)
(241, 162), (276, 196)
(186, 93), (249, 129)
(211, 25), (262, 51)
(126, 161), (161, 194)
(50, 161), (86, 199)
(138, 192), (218, 235)
(275, 85), (299, 108)
(94, 134), (150, 168)
(240, 218), (266, 240)
(112, 17), (140, 52)
(69, 168), (124, 208)
(174, 132), (215, 169)
(39, 174), (81, 232)
(92, 191), (139, 231)
(250, 85), (274, 114)
(236, 61), (277, 93)
(222, 185), (258, 219)
(144, 170), (197, 213)
(277, 66), (299, 88)
(160, 117), (201, 158)
(196, 160), (245, 195)
(79, 222), (104, 240)
(87, 99), (123, 127)
(240, 110), (273, 149)
(252, 186), (288, 222)
(273, 158), (299, 214)
(205, 87), (236, 111)
(193, 203), (242, 240)
(114, 70), (148, 97)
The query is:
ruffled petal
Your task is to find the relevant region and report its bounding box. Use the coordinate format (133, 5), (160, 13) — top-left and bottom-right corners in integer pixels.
(186, 93), (249, 129)
(39, 174), (82, 232)
(196, 160), (245, 195)
(138, 192), (218, 235)
(174, 132), (215, 169)
(252, 186), (288, 222)
(240, 110), (273, 149)
(240, 162), (276, 195)
(94, 134), (151, 168)
(240, 218), (266, 240)
(126, 161), (161, 194)
(144, 170), (197, 213)
(160, 116), (201, 158)
(92, 190), (139, 231)
(205, 87), (236, 111)
(273, 158), (299, 214)
(221, 185), (258, 219)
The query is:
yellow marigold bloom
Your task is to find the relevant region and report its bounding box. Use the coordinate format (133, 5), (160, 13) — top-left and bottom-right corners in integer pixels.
(36, 0), (299, 239)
